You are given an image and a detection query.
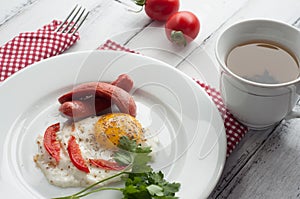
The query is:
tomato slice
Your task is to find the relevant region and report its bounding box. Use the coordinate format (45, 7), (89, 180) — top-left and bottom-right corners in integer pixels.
(89, 159), (127, 171)
(43, 123), (61, 163)
(67, 136), (90, 173)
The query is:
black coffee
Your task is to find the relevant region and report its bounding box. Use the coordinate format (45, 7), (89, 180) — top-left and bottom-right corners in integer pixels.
(226, 41), (299, 84)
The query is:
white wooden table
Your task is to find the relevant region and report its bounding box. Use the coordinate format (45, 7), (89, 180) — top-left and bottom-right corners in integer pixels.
(1, 0), (300, 198)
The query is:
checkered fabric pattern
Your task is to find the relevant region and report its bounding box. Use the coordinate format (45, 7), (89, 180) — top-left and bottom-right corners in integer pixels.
(0, 20), (79, 81)
(98, 40), (249, 156)
(97, 39), (138, 54)
(195, 81), (248, 156)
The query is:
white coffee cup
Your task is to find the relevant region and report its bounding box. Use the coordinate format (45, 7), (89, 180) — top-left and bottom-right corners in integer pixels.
(215, 19), (300, 129)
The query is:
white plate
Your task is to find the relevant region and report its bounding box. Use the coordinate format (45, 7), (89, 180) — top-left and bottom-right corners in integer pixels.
(0, 51), (226, 199)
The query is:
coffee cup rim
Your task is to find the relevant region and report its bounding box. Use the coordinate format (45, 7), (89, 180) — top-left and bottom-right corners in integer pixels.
(215, 18), (300, 88)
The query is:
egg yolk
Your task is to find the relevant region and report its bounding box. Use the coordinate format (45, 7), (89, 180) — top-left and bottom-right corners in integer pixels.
(94, 113), (144, 148)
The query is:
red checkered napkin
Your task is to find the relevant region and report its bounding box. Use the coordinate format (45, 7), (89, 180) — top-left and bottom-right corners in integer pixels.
(195, 81), (248, 156)
(0, 20), (79, 81)
(98, 40), (248, 156)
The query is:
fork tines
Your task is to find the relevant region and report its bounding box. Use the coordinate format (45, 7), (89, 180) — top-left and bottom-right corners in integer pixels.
(56, 5), (89, 34)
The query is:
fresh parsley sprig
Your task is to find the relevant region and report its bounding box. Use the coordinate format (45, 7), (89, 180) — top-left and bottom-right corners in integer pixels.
(52, 136), (180, 199)
(114, 136), (153, 173)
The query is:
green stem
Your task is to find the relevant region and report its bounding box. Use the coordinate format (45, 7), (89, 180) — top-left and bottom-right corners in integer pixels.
(76, 187), (123, 198)
(52, 197), (76, 199)
(52, 171), (128, 199)
(75, 172), (126, 196)
(133, 0), (146, 6)
(170, 30), (187, 47)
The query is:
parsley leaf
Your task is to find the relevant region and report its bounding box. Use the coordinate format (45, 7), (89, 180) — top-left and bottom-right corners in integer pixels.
(114, 136), (152, 173)
(118, 136), (138, 151)
(122, 171), (180, 198)
(147, 185), (164, 196)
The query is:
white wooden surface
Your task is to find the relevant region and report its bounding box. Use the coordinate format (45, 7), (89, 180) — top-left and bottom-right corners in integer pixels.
(1, 0), (300, 198)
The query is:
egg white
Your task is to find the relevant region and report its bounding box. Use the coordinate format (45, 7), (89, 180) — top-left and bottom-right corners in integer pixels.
(34, 115), (158, 188)
(34, 116), (122, 188)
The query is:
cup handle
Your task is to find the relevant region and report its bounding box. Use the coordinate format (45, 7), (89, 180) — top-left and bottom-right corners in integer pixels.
(284, 84), (300, 120)
(286, 84), (300, 120)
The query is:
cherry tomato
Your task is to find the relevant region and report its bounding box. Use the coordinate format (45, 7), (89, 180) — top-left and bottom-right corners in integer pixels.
(67, 136), (90, 173)
(43, 123), (61, 163)
(165, 11), (200, 46)
(135, 0), (179, 21)
(89, 159), (127, 171)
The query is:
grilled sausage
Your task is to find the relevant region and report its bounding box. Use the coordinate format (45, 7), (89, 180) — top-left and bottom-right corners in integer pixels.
(59, 98), (111, 119)
(111, 74), (134, 92)
(58, 74), (136, 118)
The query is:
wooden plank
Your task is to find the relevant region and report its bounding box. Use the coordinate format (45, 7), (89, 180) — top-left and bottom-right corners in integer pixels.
(292, 17), (300, 27)
(209, 128), (276, 198)
(216, 115), (300, 199)
(69, 0), (152, 51)
(199, 0), (300, 59)
(0, 0), (38, 25)
(121, 0), (251, 69)
(0, 0), (151, 48)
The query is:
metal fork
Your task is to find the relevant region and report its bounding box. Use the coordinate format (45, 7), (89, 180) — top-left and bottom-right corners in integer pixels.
(55, 5), (89, 34)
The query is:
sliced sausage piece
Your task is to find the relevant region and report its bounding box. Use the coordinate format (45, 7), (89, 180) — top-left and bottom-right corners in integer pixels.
(59, 98), (111, 119)
(58, 74), (135, 119)
(59, 74), (134, 104)
(58, 82), (136, 117)
(111, 74), (134, 92)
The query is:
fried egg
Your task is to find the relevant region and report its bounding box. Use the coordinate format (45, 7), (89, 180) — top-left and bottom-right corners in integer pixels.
(34, 113), (155, 188)
(95, 113), (144, 148)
